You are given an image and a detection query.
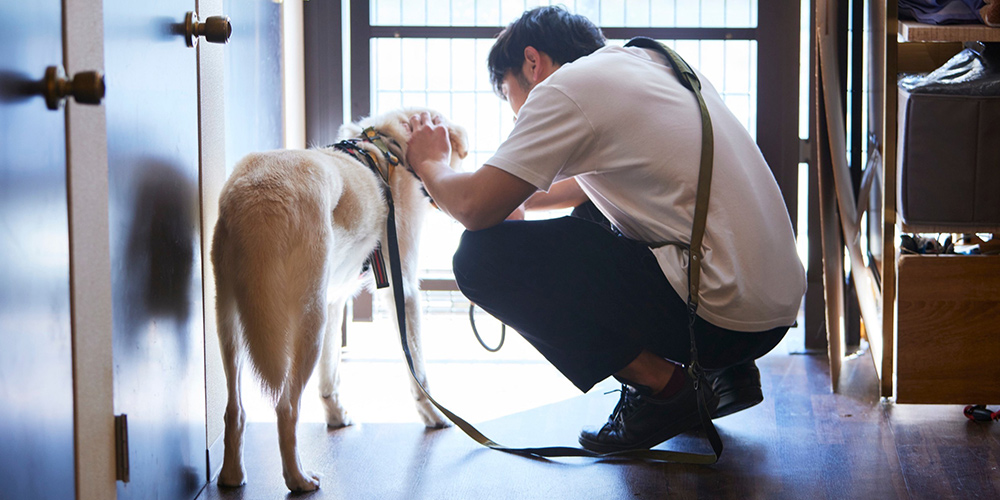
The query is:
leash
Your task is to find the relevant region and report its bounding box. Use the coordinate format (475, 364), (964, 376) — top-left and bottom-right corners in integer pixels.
(371, 37), (722, 463)
(468, 304), (506, 352)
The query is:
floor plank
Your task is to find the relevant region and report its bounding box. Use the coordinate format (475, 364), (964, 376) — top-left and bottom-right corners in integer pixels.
(196, 313), (1000, 499)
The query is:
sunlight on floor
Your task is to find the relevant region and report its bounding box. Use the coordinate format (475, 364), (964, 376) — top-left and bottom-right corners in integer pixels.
(239, 309), (583, 425)
(240, 305), (808, 428)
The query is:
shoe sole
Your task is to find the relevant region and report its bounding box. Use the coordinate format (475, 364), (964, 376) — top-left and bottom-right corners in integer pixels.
(577, 394), (720, 454)
(711, 385), (763, 419)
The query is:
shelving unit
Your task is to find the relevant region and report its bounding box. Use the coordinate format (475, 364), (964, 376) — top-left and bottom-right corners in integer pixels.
(899, 20), (1000, 42)
(865, 5), (1000, 403)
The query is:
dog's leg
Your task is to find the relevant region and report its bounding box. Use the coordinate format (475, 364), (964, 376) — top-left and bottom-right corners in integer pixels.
(387, 222), (449, 428)
(216, 288), (247, 487)
(398, 283), (449, 428)
(276, 302), (325, 492)
(319, 297), (352, 427)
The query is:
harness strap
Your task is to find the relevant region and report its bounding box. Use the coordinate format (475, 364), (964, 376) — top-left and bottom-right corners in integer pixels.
(332, 139), (392, 288)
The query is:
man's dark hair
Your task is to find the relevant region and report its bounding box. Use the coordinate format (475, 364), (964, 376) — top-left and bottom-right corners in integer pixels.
(487, 6), (606, 98)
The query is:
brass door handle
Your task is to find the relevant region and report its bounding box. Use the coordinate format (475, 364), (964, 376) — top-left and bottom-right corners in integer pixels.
(41, 66), (105, 111)
(184, 12), (232, 47)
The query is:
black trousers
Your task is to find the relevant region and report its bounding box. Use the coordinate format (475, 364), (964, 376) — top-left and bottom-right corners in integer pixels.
(452, 206), (788, 393)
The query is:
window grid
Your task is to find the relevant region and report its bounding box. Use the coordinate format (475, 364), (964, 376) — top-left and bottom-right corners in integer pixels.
(372, 0), (758, 28)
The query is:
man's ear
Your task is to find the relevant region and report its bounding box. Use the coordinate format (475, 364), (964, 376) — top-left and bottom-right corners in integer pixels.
(523, 46), (550, 83)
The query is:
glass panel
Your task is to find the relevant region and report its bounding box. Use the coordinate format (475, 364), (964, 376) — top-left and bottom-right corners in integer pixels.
(401, 0), (427, 25)
(401, 38), (427, 91)
(373, 38), (401, 91)
(700, 0), (726, 28)
(453, 0), (476, 25)
(426, 39), (452, 91)
(500, 0), (526, 25)
(576, 0), (601, 24)
(476, 0), (500, 25)
(728, 0), (753, 27)
(373, 0), (401, 25)
(451, 39), (477, 91)
(699, 40), (726, 89)
(650, 1), (676, 26)
(601, 0), (626, 26)
(624, 0), (650, 27)
(371, 0), (758, 27)
(428, 0), (451, 25)
(724, 40), (751, 95)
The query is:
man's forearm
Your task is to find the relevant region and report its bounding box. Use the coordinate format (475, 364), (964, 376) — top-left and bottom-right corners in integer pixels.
(416, 161), (537, 231)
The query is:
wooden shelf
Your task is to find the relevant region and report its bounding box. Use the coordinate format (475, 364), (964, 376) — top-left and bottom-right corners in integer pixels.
(896, 254), (1000, 403)
(899, 20), (1000, 42)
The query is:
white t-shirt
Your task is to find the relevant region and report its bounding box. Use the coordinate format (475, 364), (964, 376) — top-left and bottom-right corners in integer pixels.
(486, 45), (806, 332)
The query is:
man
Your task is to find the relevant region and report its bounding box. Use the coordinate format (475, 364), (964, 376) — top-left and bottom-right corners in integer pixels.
(405, 6), (805, 453)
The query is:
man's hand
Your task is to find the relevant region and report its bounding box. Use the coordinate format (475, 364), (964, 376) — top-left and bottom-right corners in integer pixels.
(406, 112), (452, 179)
(402, 111), (537, 231)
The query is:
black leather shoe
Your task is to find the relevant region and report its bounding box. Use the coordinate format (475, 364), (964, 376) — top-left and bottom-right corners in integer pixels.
(578, 373), (718, 453)
(705, 361), (763, 419)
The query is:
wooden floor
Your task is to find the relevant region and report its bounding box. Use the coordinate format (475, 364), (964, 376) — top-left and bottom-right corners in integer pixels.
(196, 313), (1000, 500)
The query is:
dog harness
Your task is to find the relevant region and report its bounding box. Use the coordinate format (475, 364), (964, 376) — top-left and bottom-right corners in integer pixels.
(330, 127), (404, 289)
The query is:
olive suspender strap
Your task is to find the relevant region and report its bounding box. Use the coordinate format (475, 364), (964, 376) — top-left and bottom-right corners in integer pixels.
(381, 37), (722, 463)
(623, 35), (723, 462)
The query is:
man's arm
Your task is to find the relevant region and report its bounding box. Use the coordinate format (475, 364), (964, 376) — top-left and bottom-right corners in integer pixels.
(407, 112), (538, 231)
(523, 177), (588, 211)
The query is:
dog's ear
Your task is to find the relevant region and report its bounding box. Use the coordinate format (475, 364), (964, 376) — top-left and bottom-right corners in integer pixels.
(447, 122), (470, 161)
(338, 122), (363, 141)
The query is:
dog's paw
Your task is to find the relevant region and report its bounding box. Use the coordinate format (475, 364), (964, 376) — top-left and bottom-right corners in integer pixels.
(322, 394), (354, 428)
(284, 470), (321, 492)
(416, 401), (450, 429)
(325, 411), (354, 428)
(217, 464), (246, 488)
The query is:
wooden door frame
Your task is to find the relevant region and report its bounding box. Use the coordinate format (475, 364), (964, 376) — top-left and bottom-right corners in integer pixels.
(64, 0), (116, 498)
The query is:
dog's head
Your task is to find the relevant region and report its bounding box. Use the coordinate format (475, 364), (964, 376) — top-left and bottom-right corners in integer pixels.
(337, 108), (469, 172)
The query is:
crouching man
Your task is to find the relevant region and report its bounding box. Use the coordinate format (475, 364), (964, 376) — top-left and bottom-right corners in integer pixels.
(404, 6), (805, 452)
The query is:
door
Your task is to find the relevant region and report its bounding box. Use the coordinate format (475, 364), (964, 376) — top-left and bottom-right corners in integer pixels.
(0, 0), (76, 498)
(104, 0), (207, 498)
(224, 0), (282, 170)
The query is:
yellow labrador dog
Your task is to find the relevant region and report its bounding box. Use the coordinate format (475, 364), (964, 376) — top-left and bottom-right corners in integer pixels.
(211, 109), (467, 492)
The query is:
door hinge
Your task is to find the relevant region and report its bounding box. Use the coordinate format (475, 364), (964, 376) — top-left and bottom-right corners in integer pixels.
(115, 414), (130, 483)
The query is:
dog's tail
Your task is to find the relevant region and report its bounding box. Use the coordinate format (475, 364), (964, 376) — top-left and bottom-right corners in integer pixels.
(213, 215), (298, 401)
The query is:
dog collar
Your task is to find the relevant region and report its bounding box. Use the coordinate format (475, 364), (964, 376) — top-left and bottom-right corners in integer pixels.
(329, 126), (401, 185)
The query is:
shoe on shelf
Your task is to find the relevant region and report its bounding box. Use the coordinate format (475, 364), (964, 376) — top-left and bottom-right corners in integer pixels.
(578, 373), (718, 454)
(704, 360), (763, 419)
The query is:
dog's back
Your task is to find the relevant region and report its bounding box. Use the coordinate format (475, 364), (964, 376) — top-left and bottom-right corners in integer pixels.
(212, 149), (379, 398)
